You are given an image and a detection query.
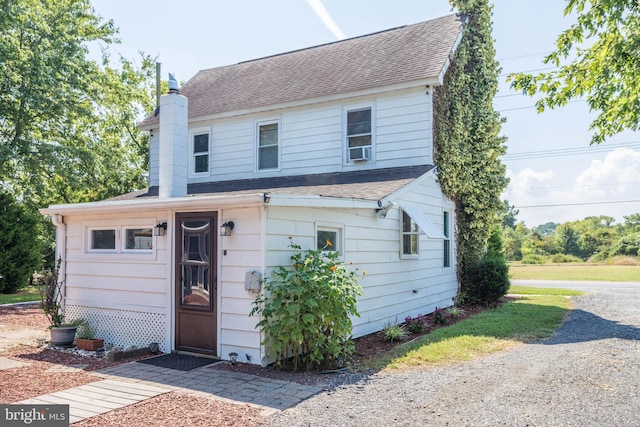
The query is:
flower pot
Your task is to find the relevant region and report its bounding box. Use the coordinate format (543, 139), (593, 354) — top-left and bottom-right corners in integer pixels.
(76, 338), (105, 351)
(49, 326), (78, 347)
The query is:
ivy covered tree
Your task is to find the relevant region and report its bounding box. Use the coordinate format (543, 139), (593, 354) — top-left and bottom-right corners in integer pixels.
(0, 0), (156, 209)
(0, 191), (42, 293)
(434, 0), (508, 295)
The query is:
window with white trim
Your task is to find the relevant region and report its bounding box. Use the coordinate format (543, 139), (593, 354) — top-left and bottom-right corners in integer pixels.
(317, 227), (342, 254)
(191, 131), (210, 175)
(124, 227), (153, 251)
(90, 229), (116, 251)
(257, 121), (279, 170)
(86, 224), (155, 254)
(346, 107), (372, 162)
(402, 210), (419, 256)
(443, 211), (451, 267)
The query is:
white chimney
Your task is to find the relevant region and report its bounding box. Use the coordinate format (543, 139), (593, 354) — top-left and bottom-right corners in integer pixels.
(158, 90), (188, 198)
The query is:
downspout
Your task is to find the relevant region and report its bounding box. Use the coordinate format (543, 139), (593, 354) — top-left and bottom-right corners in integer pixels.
(49, 214), (67, 300)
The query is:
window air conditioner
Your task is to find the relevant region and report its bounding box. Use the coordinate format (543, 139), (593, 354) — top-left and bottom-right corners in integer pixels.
(349, 146), (370, 162)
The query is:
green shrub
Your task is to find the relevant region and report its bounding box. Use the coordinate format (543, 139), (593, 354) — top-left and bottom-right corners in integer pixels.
(0, 191), (43, 293)
(549, 254), (583, 263)
(250, 239), (363, 371)
(465, 256), (510, 305)
(521, 254), (546, 264)
(382, 321), (408, 342)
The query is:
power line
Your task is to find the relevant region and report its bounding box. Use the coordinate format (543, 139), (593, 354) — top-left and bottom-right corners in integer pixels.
(497, 51), (553, 62)
(496, 99), (584, 113)
(503, 141), (640, 160)
(515, 200), (640, 209)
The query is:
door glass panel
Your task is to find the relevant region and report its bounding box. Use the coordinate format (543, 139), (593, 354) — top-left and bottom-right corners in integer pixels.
(180, 220), (210, 307)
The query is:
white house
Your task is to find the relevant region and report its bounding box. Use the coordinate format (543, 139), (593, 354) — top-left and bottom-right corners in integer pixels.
(40, 14), (464, 365)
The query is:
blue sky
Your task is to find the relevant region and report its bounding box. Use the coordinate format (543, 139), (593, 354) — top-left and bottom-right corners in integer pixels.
(91, 0), (640, 227)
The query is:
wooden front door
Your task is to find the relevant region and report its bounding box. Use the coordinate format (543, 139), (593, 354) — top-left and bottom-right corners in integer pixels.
(175, 212), (217, 355)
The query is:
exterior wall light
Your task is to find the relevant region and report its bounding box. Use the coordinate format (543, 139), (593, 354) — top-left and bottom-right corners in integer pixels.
(154, 221), (167, 236)
(220, 221), (235, 236)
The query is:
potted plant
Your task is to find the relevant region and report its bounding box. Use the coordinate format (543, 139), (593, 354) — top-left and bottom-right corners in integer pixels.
(75, 320), (104, 351)
(38, 259), (80, 346)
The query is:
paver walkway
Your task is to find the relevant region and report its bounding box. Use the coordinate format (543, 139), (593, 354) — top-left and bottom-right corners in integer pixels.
(19, 379), (170, 424)
(16, 360), (324, 424)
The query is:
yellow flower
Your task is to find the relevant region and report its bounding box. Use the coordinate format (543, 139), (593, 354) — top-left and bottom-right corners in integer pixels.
(362, 270), (367, 276)
(330, 265), (337, 271)
(326, 240), (333, 247)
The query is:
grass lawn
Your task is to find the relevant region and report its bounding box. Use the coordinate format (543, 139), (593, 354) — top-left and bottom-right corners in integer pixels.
(0, 286), (40, 305)
(509, 264), (640, 282)
(369, 287), (578, 372)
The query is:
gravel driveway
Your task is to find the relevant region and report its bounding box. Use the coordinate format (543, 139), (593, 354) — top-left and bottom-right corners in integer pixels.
(267, 280), (640, 426)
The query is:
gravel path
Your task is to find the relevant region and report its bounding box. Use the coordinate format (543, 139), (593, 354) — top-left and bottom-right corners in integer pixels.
(268, 282), (640, 426)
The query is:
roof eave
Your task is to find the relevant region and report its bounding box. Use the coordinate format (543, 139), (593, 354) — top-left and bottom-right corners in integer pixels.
(139, 78), (441, 130)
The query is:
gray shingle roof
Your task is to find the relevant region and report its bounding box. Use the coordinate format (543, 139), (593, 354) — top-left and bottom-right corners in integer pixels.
(140, 14), (463, 127)
(111, 165), (434, 202)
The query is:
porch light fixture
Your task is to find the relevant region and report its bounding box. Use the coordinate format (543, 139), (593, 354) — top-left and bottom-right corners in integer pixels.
(154, 221), (167, 236)
(263, 192), (271, 203)
(229, 352), (238, 365)
(220, 221), (235, 236)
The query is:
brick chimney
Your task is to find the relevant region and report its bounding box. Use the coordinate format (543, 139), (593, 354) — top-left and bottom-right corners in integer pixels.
(158, 89), (188, 198)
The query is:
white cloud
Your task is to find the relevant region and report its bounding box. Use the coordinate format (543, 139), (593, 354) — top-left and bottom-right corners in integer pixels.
(306, 0), (347, 40)
(504, 148), (640, 226)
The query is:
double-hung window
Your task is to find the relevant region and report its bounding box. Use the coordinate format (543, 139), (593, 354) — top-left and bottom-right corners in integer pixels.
(402, 210), (419, 256)
(191, 131), (210, 175)
(257, 121), (279, 170)
(346, 107), (372, 162)
(443, 211), (451, 267)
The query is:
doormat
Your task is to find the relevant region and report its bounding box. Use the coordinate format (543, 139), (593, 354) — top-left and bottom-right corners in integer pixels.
(137, 353), (216, 371)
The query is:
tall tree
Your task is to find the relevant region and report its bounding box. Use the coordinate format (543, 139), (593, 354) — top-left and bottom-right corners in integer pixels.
(0, 0), (155, 208)
(509, 0), (640, 144)
(434, 0), (508, 291)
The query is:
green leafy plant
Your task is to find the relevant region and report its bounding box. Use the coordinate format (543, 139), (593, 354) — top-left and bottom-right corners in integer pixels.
(447, 306), (466, 318)
(250, 239), (363, 371)
(404, 314), (429, 333)
(433, 307), (449, 325)
(75, 320), (95, 340)
(382, 321), (408, 342)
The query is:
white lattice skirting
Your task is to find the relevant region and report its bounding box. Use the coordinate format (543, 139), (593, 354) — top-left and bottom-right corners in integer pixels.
(65, 305), (167, 352)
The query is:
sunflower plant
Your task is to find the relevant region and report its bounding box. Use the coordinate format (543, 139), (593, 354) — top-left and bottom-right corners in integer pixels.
(251, 238), (363, 371)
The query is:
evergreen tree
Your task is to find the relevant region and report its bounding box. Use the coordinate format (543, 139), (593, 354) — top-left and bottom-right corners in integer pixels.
(0, 191), (42, 293)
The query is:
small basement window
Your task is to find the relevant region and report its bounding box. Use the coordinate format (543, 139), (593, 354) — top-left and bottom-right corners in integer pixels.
(317, 226), (342, 255)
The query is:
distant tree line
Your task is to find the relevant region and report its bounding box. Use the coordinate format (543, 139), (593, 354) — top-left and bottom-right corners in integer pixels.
(500, 201), (640, 263)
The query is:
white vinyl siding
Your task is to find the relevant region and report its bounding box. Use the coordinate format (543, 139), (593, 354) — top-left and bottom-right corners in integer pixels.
(265, 173), (456, 340)
(147, 87), (434, 185)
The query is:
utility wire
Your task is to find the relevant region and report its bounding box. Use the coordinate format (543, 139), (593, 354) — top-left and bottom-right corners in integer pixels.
(503, 141), (640, 160)
(515, 200), (640, 209)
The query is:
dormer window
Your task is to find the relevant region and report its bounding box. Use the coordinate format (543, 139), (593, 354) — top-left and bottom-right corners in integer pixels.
(346, 107), (372, 163)
(190, 129), (210, 176)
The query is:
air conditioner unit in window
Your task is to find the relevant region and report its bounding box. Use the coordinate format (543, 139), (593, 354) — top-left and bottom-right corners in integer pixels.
(349, 146), (371, 162)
